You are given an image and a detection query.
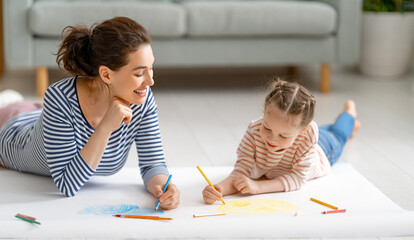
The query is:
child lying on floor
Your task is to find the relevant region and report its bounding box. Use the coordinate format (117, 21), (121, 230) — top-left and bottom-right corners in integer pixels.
(202, 79), (361, 204)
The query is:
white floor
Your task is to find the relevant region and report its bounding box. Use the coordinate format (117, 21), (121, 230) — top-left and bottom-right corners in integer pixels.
(1, 64), (414, 240)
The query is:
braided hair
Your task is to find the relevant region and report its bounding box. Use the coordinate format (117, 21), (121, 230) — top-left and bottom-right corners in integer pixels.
(265, 78), (316, 127)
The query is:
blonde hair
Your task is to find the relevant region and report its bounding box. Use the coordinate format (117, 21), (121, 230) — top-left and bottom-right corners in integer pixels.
(264, 78), (316, 127)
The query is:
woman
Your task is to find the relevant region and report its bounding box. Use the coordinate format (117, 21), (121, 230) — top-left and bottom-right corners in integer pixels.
(0, 17), (180, 210)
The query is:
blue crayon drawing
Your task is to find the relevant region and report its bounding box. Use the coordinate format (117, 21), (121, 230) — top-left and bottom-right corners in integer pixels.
(78, 204), (164, 215)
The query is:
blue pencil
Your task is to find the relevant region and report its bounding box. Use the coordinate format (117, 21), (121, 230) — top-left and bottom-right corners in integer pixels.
(155, 174), (172, 210)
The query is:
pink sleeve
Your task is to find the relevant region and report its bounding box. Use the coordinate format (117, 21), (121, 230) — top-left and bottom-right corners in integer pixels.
(231, 125), (256, 177)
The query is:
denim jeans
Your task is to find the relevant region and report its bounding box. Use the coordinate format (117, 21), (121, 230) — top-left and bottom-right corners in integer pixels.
(318, 113), (354, 165)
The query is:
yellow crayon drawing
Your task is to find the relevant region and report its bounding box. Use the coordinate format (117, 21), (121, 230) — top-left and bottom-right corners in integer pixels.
(217, 199), (297, 215)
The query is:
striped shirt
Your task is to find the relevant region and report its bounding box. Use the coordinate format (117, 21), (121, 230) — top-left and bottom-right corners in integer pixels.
(0, 77), (169, 197)
(231, 119), (331, 192)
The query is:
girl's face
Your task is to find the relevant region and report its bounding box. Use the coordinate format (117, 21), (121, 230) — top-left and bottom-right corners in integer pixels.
(260, 104), (305, 152)
(107, 44), (155, 105)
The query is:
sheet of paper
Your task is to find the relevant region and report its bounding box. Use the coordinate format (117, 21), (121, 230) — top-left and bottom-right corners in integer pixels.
(0, 162), (413, 238)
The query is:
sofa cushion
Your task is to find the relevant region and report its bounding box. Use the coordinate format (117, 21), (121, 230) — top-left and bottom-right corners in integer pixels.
(184, 1), (337, 37)
(28, 1), (186, 38)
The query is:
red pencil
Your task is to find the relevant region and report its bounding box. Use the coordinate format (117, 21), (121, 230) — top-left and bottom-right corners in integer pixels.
(322, 209), (346, 214)
(16, 213), (36, 221)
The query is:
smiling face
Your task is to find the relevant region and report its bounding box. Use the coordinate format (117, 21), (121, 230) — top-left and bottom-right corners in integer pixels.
(259, 104), (305, 152)
(105, 44), (155, 105)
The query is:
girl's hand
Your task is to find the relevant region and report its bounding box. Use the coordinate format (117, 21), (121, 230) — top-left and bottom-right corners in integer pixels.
(100, 96), (132, 132)
(154, 183), (180, 210)
(233, 175), (260, 194)
(202, 185), (223, 205)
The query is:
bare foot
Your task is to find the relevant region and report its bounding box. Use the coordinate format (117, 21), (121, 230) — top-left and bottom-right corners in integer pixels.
(343, 100), (361, 137)
(343, 100), (357, 118)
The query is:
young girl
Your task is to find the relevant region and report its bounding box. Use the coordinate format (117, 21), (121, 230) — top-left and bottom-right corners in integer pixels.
(0, 17), (180, 210)
(202, 79), (361, 204)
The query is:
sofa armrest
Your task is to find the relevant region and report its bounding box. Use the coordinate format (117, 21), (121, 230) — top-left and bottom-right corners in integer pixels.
(3, 0), (34, 68)
(312, 0), (362, 64)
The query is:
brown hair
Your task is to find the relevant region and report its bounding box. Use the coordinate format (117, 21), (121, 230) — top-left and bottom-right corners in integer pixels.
(265, 78), (316, 127)
(56, 16), (151, 77)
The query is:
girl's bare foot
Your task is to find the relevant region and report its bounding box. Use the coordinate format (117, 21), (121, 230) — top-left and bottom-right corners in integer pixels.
(343, 100), (361, 137)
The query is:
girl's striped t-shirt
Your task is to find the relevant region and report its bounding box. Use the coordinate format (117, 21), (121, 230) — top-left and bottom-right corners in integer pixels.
(0, 77), (169, 197)
(231, 119), (331, 192)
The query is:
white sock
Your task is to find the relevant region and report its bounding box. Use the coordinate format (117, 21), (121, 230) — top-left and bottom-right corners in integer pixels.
(0, 89), (24, 107)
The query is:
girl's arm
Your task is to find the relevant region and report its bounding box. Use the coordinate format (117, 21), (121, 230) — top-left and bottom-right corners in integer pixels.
(232, 175), (285, 194)
(216, 175), (238, 196)
(202, 124), (258, 204)
(255, 178), (285, 193)
(203, 172), (286, 203)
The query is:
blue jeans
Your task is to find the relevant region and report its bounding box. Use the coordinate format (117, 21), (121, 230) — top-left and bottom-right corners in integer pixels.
(318, 113), (354, 165)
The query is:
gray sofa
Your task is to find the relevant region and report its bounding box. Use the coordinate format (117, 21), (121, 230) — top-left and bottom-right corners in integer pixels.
(2, 0), (361, 96)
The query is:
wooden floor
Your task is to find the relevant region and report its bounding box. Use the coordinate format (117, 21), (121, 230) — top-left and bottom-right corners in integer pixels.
(1, 64), (413, 240)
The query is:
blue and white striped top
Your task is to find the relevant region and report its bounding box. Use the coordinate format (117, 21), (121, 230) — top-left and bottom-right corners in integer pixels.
(0, 77), (169, 197)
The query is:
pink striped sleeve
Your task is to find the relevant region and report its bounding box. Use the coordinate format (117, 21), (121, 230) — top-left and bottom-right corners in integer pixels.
(231, 125), (256, 177)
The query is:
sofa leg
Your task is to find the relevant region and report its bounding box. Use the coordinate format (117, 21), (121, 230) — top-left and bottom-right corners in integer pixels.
(36, 67), (49, 98)
(320, 63), (330, 93)
(287, 65), (298, 78)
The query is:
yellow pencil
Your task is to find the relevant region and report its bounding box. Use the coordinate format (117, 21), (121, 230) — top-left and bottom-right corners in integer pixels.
(196, 165), (225, 205)
(310, 198), (338, 210)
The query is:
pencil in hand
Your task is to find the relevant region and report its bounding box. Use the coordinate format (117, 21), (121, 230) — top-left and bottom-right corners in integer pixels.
(155, 174), (172, 210)
(196, 165), (225, 205)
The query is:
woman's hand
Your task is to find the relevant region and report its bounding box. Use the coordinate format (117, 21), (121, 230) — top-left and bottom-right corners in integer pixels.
(100, 96), (132, 132)
(202, 185), (224, 205)
(154, 183), (180, 210)
(233, 175), (260, 194)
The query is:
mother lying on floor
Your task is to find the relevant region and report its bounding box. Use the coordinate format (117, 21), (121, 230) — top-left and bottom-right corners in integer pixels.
(0, 17), (180, 210)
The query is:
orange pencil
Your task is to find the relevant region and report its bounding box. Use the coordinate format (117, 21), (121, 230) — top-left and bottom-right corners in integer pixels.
(310, 198), (338, 210)
(113, 214), (172, 220)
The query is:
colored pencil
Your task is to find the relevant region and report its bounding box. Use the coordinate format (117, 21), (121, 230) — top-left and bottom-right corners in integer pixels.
(113, 214), (172, 220)
(322, 209), (346, 214)
(310, 198), (338, 210)
(155, 174), (172, 210)
(193, 213), (226, 218)
(16, 213), (36, 221)
(196, 165), (225, 205)
(15, 215), (41, 225)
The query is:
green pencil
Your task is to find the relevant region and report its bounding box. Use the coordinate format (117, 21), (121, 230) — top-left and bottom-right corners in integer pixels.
(15, 215), (41, 225)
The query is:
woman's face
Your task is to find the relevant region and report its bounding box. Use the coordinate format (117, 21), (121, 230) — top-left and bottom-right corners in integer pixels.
(259, 104), (304, 152)
(108, 44), (155, 105)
